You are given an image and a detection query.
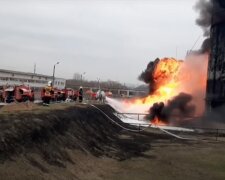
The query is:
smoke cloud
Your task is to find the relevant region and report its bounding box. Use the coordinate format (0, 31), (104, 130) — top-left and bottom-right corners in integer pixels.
(194, 0), (225, 53)
(138, 58), (160, 93)
(147, 93), (195, 123)
(195, 0), (213, 37)
(194, 0), (213, 53)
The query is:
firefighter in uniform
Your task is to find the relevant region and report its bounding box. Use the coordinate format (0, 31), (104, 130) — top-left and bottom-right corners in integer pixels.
(78, 86), (83, 103)
(42, 81), (54, 105)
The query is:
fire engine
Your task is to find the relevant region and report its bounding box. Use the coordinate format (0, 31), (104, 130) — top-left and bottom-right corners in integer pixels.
(51, 88), (62, 101)
(41, 80), (78, 104)
(61, 88), (78, 101)
(2, 85), (34, 103)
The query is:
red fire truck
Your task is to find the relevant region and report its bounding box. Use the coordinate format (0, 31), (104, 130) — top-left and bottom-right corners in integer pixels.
(3, 85), (34, 103)
(61, 88), (78, 101)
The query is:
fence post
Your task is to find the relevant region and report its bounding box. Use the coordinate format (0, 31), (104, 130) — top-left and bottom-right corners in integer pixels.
(216, 129), (219, 141)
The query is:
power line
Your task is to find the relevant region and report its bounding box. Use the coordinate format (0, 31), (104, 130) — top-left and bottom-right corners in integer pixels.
(190, 35), (202, 51)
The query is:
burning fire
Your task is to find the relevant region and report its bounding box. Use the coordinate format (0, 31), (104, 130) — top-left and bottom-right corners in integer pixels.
(123, 54), (208, 125)
(135, 58), (182, 105)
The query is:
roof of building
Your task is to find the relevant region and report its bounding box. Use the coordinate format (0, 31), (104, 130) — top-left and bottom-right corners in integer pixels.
(0, 69), (65, 80)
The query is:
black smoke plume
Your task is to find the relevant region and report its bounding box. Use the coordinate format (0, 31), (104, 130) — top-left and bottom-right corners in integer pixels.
(146, 93), (196, 123)
(194, 0), (225, 53)
(194, 0), (213, 53)
(195, 0), (213, 37)
(138, 58), (160, 93)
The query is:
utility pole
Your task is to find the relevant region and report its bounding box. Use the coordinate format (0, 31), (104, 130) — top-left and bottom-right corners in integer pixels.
(52, 62), (60, 87)
(34, 63), (36, 74)
(81, 72), (86, 85)
(97, 78), (100, 89)
(176, 46), (178, 59)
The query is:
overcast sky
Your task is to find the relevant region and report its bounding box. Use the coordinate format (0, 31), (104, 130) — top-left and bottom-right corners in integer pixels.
(0, 0), (203, 85)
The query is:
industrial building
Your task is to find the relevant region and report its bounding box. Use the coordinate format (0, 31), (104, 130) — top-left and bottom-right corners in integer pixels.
(206, 0), (225, 108)
(0, 69), (66, 89)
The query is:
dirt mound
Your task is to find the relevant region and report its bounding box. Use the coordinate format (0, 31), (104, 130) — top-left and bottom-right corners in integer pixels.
(0, 104), (167, 168)
(1, 104), (223, 180)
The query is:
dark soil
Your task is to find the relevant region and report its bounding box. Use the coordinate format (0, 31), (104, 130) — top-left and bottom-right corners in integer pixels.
(0, 104), (169, 165)
(0, 104), (225, 180)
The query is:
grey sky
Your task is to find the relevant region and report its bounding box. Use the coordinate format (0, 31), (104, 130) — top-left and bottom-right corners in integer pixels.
(0, 0), (203, 85)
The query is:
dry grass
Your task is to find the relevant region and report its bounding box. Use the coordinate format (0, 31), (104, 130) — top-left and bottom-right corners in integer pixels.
(0, 141), (225, 180)
(0, 102), (81, 115)
(0, 104), (224, 180)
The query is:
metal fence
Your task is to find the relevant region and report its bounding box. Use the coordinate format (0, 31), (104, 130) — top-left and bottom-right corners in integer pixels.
(116, 112), (148, 120)
(115, 112), (225, 142)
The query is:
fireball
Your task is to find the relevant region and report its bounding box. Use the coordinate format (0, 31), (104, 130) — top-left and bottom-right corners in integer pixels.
(122, 54), (208, 125)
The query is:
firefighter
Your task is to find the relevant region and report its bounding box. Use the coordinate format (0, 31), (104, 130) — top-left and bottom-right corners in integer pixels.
(78, 86), (83, 103)
(42, 81), (54, 105)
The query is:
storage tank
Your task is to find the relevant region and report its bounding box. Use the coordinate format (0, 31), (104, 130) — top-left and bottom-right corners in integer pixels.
(206, 0), (225, 108)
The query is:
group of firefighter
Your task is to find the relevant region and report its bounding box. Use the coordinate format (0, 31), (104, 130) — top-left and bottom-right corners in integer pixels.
(0, 80), (109, 105)
(0, 81), (84, 104)
(42, 81), (83, 105)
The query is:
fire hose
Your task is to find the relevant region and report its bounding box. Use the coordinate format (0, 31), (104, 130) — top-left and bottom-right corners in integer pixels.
(157, 128), (196, 140)
(90, 104), (196, 140)
(90, 104), (149, 132)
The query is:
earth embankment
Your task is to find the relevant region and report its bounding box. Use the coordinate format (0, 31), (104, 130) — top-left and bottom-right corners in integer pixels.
(1, 103), (225, 180)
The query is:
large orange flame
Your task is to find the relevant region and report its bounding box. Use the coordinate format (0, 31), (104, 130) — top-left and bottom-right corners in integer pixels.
(135, 58), (183, 105)
(124, 54), (208, 125)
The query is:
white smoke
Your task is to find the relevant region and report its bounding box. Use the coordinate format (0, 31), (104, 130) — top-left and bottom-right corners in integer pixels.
(106, 97), (149, 114)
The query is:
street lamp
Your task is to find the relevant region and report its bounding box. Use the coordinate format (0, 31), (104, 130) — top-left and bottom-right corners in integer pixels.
(52, 62), (60, 87)
(81, 72), (86, 85)
(97, 78), (100, 89)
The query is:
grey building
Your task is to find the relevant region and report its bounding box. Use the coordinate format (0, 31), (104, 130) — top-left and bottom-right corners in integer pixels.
(0, 69), (66, 89)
